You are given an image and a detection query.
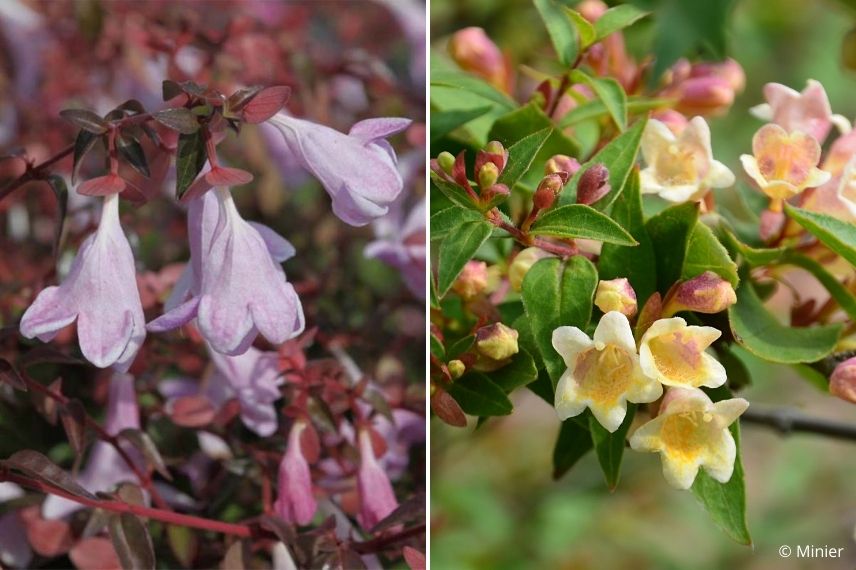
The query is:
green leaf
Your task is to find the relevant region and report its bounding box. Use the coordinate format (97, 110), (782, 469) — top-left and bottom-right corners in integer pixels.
(691, 387), (751, 545)
(729, 276), (842, 364)
(446, 373), (513, 416)
(521, 256), (598, 386)
(589, 405), (635, 490)
(553, 419), (593, 479)
(593, 4), (650, 41)
(565, 8), (596, 49)
(785, 204), (856, 267)
(431, 178), (480, 212)
(430, 333), (445, 361)
(599, 170), (658, 304)
(534, 0), (579, 67)
(646, 202), (699, 292)
(109, 512), (156, 570)
(496, 127), (554, 189)
(116, 134), (150, 178)
(152, 108), (200, 134)
(559, 97), (667, 129)
(430, 207), (485, 241)
(437, 220), (493, 296)
(778, 252), (856, 321)
(431, 70), (517, 110)
(682, 222), (739, 287)
(720, 229), (787, 266)
(488, 349), (538, 392)
(174, 131), (207, 199)
(570, 70), (627, 131)
(529, 204), (637, 245)
(430, 106), (492, 142)
(563, 117), (647, 213)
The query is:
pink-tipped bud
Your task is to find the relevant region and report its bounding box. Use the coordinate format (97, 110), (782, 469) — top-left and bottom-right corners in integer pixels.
(534, 174), (564, 210)
(830, 357), (856, 404)
(448, 27), (508, 90)
(594, 278), (638, 317)
(673, 77), (735, 116)
(545, 154), (581, 177)
(452, 260), (489, 300)
(690, 58), (745, 93)
(482, 140), (508, 171)
(576, 163), (610, 205)
(447, 359), (466, 380)
(478, 162), (500, 190)
(577, 0), (608, 22)
(666, 271), (736, 315)
(508, 247), (552, 292)
(651, 109), (689, 135)
(475, 322), (519, 361)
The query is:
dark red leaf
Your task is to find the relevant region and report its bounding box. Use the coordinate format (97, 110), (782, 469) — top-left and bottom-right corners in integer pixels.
(240, 85), (291, 123)
(0, 358), (27, 390)
(59, 109), (108, 134)
(431, 389), (467, 427)
(59, 399), (87, 455)
(168, 395), (216, 428)
(108, 513), (155, 570)
(3, 449), (97, 500)
(204, 166), (253, 187)
(78, 174), (126, 197)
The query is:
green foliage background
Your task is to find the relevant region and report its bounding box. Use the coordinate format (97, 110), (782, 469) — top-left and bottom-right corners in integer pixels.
(431, 0), (856, 568)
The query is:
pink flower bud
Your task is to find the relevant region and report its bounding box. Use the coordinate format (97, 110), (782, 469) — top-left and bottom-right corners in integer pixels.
(475, 322), (519, 361)
(673, 77), (735, 116)
(651, 109), (689, 135)
(274, 420), (317, 525)
(576, 163), (611, 205)
(545, 154), (581, 177)
(830, 357), (856, 404)
(448, 27), (508, 90)
(356, 428), (398, 529)
(533, 174), (564, 210)
(665, 271), (736, 315)
(452, 260), (488, 299)
(690, 58), (746, 93)
(594, 278), (638, 317)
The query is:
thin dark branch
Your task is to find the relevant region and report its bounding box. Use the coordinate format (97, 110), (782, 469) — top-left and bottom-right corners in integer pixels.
(741, 406), (856, 442)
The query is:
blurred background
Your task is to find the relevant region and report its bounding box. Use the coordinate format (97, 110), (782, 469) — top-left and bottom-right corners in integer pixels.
(431, 0), (856, 568)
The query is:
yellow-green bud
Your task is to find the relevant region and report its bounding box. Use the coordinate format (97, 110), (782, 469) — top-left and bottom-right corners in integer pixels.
(475, 323), (519, 361)
(448, 359), (466, 379)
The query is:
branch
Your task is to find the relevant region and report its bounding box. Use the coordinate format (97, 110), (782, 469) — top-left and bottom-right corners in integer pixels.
(741, 406), (856, 442)
(350, 523), (425, 554)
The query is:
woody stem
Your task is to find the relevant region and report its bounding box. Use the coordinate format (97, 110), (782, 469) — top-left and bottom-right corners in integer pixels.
(741, 406), (856, 442)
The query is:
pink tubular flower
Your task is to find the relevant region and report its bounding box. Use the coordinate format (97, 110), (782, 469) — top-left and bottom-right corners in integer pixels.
(43, 372), (142, 519)
(750, 79), (849, 143)
(274, 420), (317, 525)
(148, 189), (304, 355)
(20, 193), (145, 371)
(356, 428), (398, 529)
(447, 27), (509, 91)
(365, 197), (426, 299)
(266, 113), (411, 226)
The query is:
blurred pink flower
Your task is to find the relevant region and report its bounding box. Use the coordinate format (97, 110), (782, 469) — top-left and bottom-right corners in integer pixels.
(266, 113), (410, 226)
(365, 198), (426, 299)
(20, 193), (145, 370)
(148, 189), (304, 355)
(43, 372), (143, 519)
(274, 420), (317, 525)
(356, 428), (398, 529)
(750, 79), (849, 143)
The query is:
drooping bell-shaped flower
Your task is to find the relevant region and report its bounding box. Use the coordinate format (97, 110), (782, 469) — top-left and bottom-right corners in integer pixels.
(266, 113), (411, 226)
(639, 317), (726, 389)
(552, 311), (663, 432)
(207, 344), (284, 437)
(740, 123), (830, 200)
(629, 387), (749, 489)
(20, 193), (145, 370)
(639, 117), (735, 203)
(356, 428), (398, 529)
(43, 372), (142, 519)
(274, 420), (317, 525)
(750, 79), (849, 144)
(148, 188), (304, 355)
(364, 197), (426, 299)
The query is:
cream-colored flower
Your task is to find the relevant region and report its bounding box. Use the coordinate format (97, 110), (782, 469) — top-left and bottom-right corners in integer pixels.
(639, 116), (735, 203)
(740, 123), (830, 200)
(552, 311), (662, 432)
(639, 317), (726, 389)
(629, 387), (748, 489)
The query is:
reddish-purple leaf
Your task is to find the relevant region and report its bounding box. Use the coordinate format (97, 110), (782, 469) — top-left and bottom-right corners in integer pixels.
(107, 512), (155, 570)
(22, 507), (74, 557)
(0, 358), (27, 391)
(32, 378), (62, 425)
(152, 108), (200, 135)
(59, 399), (87, 455)
(431, 389), (467, 427)
(168, 395), (216, 428)
(403, 547), (426, 570)
(59, 109), (108, 134)
(226, 85), (264, 113)
(370, 492), (425, 533)
(70, 537), (122, 570)
(78, 174), (127, 197)
(204, 166), (254, 187)
(118, 428), (172, 481)
(240, 86), (291, 124)
(3, 450), (97, 500)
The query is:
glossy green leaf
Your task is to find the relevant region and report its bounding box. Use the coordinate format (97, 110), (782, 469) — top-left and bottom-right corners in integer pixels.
(488, 349), (538, 393)
(570, 70), (627, 131)
(496, 127), (554, 189)
(431, 70), (517, 110)
(534, 0), (579, 66)
(720, 229), (787, 266)
(589, 405), (635, 490)
(430, 334), (445, 360)
(785, 204), (856, 267)
(565, 8), (596, 49)
(431, 178), (481, 212)
(598, 170), (658, 304)
(729, 276), (841, 364)
(430, 207), (485, 241)
(646, 202), (699, 292)
(437, 220), (493, 296)
(529, 204), (637, 245)
(553, 419), (593, 480)
(682, 222), (739, 287)
(521, 256), (598, 385)
(593, 4), (650, 41)
(430, 106), (492, 142)
(691, 387), (751, 545)
(174, 131), (206, 199)
(447, 373), (513, 416)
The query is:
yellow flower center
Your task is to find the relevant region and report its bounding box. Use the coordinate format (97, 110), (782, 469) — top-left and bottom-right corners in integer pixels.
(659, 411), (715, 459)
(655, 145), (698, 186)
(648, 331), (704, 383)
(574, 344), (634, 405)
